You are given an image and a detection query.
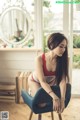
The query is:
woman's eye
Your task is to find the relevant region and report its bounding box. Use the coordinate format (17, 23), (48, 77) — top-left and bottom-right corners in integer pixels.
(59, 46), (63, 48)
(59, 46), (66, 49)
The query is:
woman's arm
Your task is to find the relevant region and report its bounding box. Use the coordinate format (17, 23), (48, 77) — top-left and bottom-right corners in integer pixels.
(59, 77), (66, 112)
(35, 56), (59, 99)
(59, 78), (66, 100)
(35, 55), (62, 112)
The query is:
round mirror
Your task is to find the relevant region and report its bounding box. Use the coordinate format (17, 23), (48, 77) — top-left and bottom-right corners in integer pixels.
(0, 6), (32, 45)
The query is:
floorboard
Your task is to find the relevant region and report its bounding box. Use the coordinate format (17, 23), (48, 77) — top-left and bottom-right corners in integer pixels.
(0, 98), (80, 120)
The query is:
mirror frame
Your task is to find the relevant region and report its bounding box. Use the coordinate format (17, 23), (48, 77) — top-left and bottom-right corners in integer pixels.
(0, 6), (32, 46)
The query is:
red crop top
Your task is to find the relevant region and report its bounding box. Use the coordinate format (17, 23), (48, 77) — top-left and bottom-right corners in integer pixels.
(42, 53), (56, 76)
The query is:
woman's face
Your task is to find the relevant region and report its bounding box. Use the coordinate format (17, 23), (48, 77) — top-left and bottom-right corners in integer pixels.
(52, 39), (67, 57)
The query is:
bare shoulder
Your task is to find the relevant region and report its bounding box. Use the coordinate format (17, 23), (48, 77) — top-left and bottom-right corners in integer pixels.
(35, 54), (43, 65)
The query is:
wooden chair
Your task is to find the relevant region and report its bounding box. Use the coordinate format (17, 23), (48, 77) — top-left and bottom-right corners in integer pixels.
(21, 83), (71, 120)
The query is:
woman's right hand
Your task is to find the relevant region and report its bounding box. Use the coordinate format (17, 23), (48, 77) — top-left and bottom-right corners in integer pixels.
(53, 95), (61, 113)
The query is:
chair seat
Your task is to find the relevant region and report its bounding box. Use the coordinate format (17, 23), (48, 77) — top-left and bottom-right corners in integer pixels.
(21, 83), (71, 114)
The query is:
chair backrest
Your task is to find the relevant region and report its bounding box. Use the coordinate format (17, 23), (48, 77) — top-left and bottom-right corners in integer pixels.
(32, 83), (71, 114)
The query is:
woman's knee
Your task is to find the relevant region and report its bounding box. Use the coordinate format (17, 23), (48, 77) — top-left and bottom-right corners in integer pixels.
(28, 81), (41, 96)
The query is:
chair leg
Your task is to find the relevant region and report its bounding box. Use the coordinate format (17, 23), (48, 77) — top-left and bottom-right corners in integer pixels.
(38, 114), (42, 120)
(29, 111), (33, 120)
(58, 113), (62, 120)
(51, 112), (54, 120)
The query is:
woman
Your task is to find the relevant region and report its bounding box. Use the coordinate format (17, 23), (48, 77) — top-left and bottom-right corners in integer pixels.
(28, 32), (69, 113)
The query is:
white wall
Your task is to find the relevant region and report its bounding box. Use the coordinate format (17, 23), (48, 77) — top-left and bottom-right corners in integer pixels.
(0, 48), (42, 83)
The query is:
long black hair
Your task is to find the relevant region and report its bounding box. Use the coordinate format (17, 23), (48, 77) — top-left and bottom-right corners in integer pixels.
(47, 33), (69, 85)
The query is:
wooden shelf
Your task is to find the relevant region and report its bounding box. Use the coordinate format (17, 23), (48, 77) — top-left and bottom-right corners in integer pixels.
(0, 48), (42, 52)
(0, 82), (16, 102)
(0, 84), (16, 91)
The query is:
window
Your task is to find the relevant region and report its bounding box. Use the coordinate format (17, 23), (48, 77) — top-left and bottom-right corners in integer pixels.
(43, 0), (63, 52)
(72, 4), (80, 95)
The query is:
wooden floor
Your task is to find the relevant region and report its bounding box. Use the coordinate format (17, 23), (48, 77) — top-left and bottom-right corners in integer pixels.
(0, 98), (80, 120)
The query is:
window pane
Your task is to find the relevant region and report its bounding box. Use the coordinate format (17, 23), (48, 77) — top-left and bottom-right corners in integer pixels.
(43, 0), (63, 52)
(43, 0), (63, 32)
(73, 4), (80, 31)
(72, 4), (80, 95)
